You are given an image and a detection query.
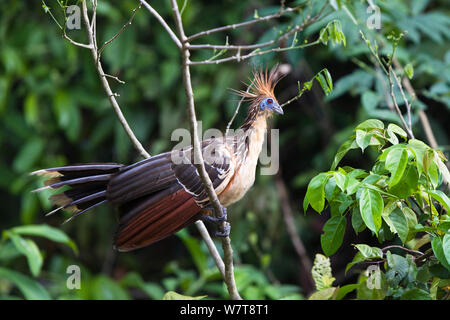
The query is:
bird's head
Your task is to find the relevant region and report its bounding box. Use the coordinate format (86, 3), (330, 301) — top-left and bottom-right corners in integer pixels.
(258, 96), (283, 115)
(236, 66), (284, 118)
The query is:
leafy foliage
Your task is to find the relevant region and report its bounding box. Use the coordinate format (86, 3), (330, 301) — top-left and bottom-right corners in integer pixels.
(1, 0), (449, 300)
(305, 119), (450, 299)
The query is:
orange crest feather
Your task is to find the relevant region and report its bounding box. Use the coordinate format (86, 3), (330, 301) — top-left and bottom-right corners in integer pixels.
(236, 65), (281, 101)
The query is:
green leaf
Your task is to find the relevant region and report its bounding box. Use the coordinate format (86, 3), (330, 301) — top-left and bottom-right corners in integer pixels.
(346, 177), (361, 195)
(361, 91), (379, 111)
(434, 151), (450, 187)
(91, 275), (131, 300)
(5, 231), (42, 277)
(386, 124), (407, 144)
(12, 138), (45, 172)
(386, 252), (409, 280)
(443, 233), (450, 266)
(385, 148), (408, 187)
(335, 284), (359, 300)
(404, 63), (414, 79)
(162, 291), (207, 300)
(11, 224), (78, 255)
(303, 194), (310, 212)
(427, 190), (450, 213)
(402, 206), (418, 230)
(351, 206), (366, 234)
(431, 236), (450, 271)
(345, 245), (382, 274)
(359, 188), (383, 234)
(388, 165), (419, 199)
(331, 138), (357, 170)
(305, 173), (329, 213)
(319, 20), (346, 47)
(389, 208), (409, 243)
(355, 130), (372, 152)
(119, 272), (164, 299)
(356, 119), (384, 131)
(408, 139), (430, 175)
(355, 244), (383, 258)
(333, 171), (346, 192)
(345, 252), (365, 273)
(356, 274), (386, 300)
(315, 69), (334, 96)
(177, 229), (208, 276)
(320, 216), (346, 256)
(0, 267), (50, 300)
(401, 288), (431, 300)
(308, 287), (336, 300)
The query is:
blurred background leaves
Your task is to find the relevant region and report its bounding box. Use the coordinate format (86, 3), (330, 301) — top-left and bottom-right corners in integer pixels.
(0, 0), (448, 299)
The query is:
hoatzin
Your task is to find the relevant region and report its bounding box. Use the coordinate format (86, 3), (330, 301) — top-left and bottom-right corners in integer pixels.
(32, 68), (283, 252)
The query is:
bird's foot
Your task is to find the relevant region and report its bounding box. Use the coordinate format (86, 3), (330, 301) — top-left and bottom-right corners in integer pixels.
(214, 222), (230, 238)
(201, 205), (227, 223)
(201, 205), (230, 237)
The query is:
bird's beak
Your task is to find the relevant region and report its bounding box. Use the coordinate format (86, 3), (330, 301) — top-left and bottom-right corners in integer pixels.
(272, 103), (284, 115)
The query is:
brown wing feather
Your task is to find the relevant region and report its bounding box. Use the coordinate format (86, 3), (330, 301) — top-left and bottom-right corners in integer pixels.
(114, 189), (201, 251)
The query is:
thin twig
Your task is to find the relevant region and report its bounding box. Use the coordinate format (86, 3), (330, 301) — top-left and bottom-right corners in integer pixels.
(139, 0), (182, 49)
(392, 59), (439, 148)
(391, 67), (413, 131)
(97, 3), (142, 64)
(101, 73), (125, 84)
(189, 39), (321, 66)
(375, 64), (396, 113)
(189, 3), (328, 65)
(194, 220), (225, 278)
(387, 66), (415, 139)
(81, 0), (150, 159)
(170, 0), (242, 300)
(381, 245), (423, 256)
(63, 33), (93, 49)
(186, 5), (303, 42)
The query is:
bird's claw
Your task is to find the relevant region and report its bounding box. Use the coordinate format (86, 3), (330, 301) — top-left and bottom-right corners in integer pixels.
(201, 205), (227, 223)
(214, 222), (230, 238)
(201, 205), (230, 237)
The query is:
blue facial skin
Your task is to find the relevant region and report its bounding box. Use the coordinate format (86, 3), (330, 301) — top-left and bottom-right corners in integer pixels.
(259, 97), (284, 115)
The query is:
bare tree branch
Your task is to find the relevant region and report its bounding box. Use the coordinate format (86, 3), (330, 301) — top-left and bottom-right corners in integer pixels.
(139, 0), (182, 49)
(186, 4), (303, 42)
(170, 0), (242, 301)
(63, 33), (93, 49)
(80, 0), (151, 159)
(387, 66), (415, 139)
(392, 59), (439, 148)
(188, 4), (328, 66)
(194, 220), (225, 278)
(97, 3), (142, 64)
(73, 1), (232, 282)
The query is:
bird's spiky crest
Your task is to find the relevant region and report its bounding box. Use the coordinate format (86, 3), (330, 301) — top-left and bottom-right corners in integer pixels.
(234, 65), (282, 131)
(236, 65), (281, 102)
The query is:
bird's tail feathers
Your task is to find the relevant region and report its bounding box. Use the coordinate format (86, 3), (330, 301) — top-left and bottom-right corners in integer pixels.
(31, 164), (122, 222)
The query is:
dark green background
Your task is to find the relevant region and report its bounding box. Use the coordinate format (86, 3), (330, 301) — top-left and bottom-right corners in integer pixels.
(0, 0), (448, 299)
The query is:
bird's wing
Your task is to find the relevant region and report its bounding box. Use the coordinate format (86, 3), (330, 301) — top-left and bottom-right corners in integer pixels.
(171, 137), (236, 207)
(113, 138), (236, 251)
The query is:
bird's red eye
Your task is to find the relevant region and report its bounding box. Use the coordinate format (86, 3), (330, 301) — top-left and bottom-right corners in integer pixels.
(267, 98), (273, 104)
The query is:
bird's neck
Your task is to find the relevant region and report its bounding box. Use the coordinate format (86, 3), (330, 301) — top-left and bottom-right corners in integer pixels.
(238, 113), (268, 161)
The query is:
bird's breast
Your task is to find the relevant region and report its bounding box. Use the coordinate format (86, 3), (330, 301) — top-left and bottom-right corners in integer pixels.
(218, 117), (266, 206)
